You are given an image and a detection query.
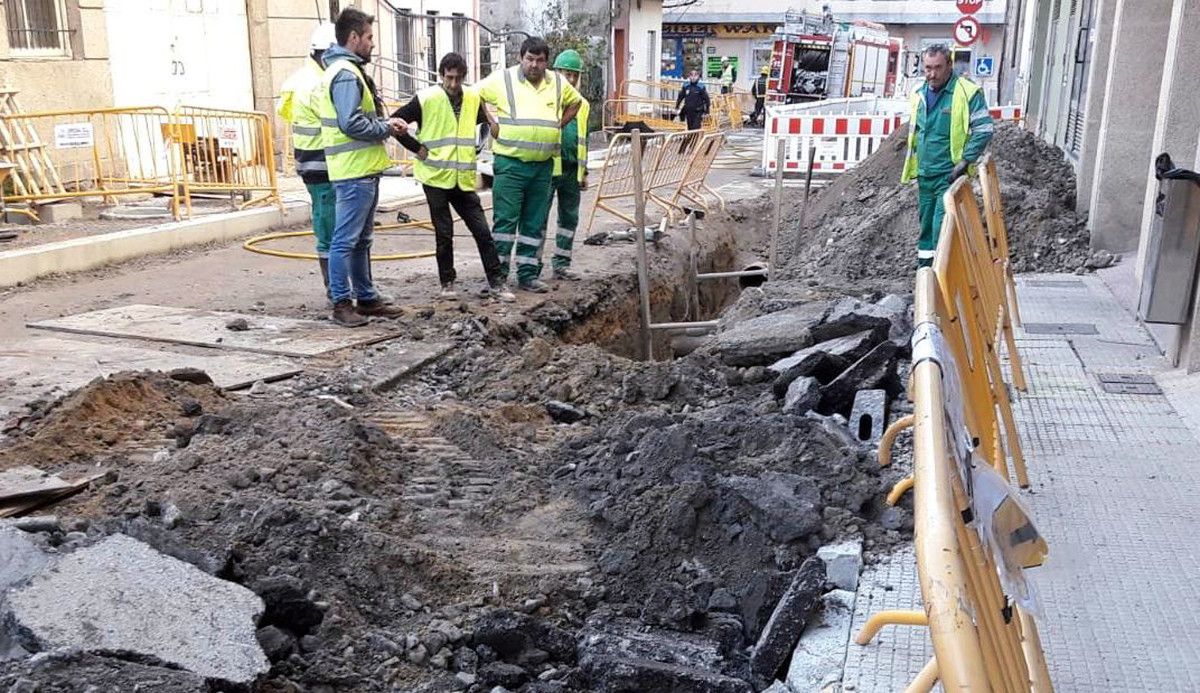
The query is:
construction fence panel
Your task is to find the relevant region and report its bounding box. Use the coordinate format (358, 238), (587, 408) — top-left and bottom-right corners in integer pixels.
(763, 111), (904, 173)
(670, 132), (727, 215)
(584, 131), (667, 233)
(0, 107), (181, 216)
(172, 106), (281, 214)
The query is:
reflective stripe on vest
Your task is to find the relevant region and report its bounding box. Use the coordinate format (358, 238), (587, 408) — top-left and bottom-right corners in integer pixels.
(901, 77), (980, 184)
(553, 98), (590, 182)
(316, 60), (392, 181)
(413, 85), (480, 191)
(492, 66), (563, 163)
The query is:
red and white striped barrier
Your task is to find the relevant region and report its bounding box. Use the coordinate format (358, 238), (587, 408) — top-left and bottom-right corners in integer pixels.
(763, 112), (906, 173)
(989, 104), (1023, 121)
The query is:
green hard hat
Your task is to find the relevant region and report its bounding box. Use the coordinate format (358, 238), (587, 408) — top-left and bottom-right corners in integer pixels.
(554, 49), (584, 72)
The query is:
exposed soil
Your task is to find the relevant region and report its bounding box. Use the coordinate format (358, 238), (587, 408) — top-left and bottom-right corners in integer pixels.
(780, 122), (1098, 293)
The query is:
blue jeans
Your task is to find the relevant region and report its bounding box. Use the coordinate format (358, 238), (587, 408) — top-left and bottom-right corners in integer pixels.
(329, 176), (380, 303)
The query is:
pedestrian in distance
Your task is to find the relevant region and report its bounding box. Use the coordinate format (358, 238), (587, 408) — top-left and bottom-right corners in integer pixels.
(278, 23), (337, 303)
(477, 36), (583, 294)
(317, 8), (409, 327)
(390, 52), (515, 303)
(901, 44), (994, 268)
(547, 48), (591, 282)
(675, 69), (710, 152)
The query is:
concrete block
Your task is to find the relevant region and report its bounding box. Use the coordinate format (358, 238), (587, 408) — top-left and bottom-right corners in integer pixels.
(785, 589), (856, 692)
(849, 389), (888, 445)
(36, 201), (83, 224)
(750, 557), (826, 686)
(0, 526), (50, 592)
(817, 539), (863, 592)
(7, 534), (269, 684)
(720, 472), (823, 544)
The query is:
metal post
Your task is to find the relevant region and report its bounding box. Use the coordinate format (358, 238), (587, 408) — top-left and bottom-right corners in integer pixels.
(688, 212), (700, 321)
(794, 145), (817, 253)
(631, 129), (653, 361)
(770, 138), (785, 270)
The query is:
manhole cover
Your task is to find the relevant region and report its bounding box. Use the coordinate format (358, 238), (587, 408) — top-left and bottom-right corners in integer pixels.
(1100, 382), (1162, 395)
(1022, 322), (1099, 335)
(1097, 373), (1156, 385)
(1026, 280), (1086, 288)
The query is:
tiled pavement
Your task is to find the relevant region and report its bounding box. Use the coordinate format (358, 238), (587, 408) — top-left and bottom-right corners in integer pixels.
(841, 274), (1200, 691)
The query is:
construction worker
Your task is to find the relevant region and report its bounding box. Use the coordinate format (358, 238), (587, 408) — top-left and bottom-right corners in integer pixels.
(548, 49), (590, 282)
(278, 23), (337, 301)
(719, 57), (736, 94)
(390, 52), (514, 302)
(750, 66), (769, 126)
(478, 36), (583, 293)
(901, 44), (994, 268)
(317, 8), (408, 326)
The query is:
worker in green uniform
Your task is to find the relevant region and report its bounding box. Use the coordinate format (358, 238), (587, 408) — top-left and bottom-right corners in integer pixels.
(901, 44), (994, 267)
(548, 49), (590, 282)
(478, 36), (583, 293)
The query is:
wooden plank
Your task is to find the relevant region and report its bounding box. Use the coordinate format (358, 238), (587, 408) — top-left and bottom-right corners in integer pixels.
(0, 466), (71, 503)
(0, 335), (304, 419)
(27, 304), (402, 357)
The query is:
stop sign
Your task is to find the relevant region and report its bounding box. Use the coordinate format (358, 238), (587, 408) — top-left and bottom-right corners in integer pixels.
(957, 0), (984, 13)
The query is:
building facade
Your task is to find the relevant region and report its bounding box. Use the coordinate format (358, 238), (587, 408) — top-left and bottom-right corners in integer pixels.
(662, 0), (1010, 102)
(1019, 0), (1200, 371)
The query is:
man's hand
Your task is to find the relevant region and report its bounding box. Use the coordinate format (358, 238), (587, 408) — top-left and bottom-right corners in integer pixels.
(580, 174), (589, 191)
(388, 118), (408, 136)
(416, 146), (428, 161)
(950, 160), (969, 182)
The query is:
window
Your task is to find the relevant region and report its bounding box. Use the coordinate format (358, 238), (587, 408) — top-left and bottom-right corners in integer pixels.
(395, 10), (414, 95)
(426, 12), (439, 86)
(452, 13), (467, 59)
(6, 0), (70, 56)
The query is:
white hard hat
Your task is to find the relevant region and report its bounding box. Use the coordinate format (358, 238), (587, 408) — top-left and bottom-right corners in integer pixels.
(310, 23), (335, 51)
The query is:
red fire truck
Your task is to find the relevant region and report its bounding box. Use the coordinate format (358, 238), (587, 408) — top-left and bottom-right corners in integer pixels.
(766, 11), (903, 103)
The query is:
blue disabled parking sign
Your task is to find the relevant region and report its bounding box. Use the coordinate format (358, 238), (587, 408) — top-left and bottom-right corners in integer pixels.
(975, 56), (994, 77)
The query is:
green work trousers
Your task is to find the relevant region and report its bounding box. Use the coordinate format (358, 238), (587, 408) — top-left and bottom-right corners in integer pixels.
(306, 181), (336, 258)
(492, 155), (554, 283)
(551, 163), (581, 270)
(917, 175), (951, 268)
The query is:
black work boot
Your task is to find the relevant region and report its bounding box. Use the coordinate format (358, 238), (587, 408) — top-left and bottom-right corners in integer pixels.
(331, 300), (368, 327)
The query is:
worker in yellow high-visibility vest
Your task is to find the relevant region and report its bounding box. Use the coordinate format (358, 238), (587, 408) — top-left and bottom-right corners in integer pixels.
(547, 49), (590, 282)
(316, 8), (408, 327)
(390, 52), (515, 303)
(478, 37), (582, 293)
(277, 22), (336, 301)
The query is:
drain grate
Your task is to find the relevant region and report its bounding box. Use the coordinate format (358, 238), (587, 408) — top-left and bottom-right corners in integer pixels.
(1022, 322), (1099, 335)
(1026, 280), (1086, 288)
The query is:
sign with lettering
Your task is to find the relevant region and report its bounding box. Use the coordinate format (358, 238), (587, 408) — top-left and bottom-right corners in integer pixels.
(665, 23), (780, 38)
(218, 126), (241, 149)
(54, 123), (94, 149)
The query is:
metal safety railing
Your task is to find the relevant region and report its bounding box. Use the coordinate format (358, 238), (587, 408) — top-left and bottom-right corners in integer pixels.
(0, 105), (282, 221)
(861, 172), (1052, 691)
(584, 129), (725, 236)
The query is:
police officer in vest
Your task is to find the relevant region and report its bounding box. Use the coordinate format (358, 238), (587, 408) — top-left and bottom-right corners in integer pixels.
(902, 44), (994, 268)
(547, 49), (590, 282)
(478, 37), (583, 294)
(317, 8), (408, 327)
(278, 23), (337, 301)
(391, 52), (515, 303)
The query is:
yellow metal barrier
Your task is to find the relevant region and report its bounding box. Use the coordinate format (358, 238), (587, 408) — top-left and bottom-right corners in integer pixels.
(171, 106), (282, 215)
(584, 130), (666, 233)
(979, 154), (1028, 385)
(0, 106), (182, 219)
(667, 132), (726, 216)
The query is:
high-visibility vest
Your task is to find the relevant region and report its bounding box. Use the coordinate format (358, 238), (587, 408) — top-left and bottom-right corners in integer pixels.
(316, 59), (392, 181)
(901, 76), (981, 184)
(277, 59), (327, 179)
(552, 98), (590, 183)
(721, 64), (734, 88)
(486, 65), (565, 163)
(413, 85), (480, 191)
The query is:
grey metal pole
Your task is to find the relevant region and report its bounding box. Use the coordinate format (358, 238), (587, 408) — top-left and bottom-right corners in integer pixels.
(795, 145), (817, 254)
(688, 212), (700, 321)
(770, 138), (785, 270)
(631, 130), (653, 361)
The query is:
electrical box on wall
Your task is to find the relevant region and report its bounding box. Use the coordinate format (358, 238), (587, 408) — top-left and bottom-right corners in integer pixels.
(1139, 156), (1200, 325)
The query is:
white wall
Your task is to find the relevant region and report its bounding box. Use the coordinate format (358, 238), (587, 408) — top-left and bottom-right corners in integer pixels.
(104, 0), (255, 110)
(626, 0), (664, 98)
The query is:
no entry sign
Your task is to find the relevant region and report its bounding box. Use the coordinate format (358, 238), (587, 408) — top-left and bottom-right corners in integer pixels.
(954, 15), (982, 46)
(956, 0), (985, 13)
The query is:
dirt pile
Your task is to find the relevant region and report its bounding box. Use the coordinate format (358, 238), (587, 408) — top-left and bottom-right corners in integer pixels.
(781, 122), (1098, 292)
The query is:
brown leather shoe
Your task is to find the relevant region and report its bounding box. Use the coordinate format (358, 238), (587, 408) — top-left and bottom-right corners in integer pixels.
(355, 298), (406, 317)
(332, 300), (368, 327)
